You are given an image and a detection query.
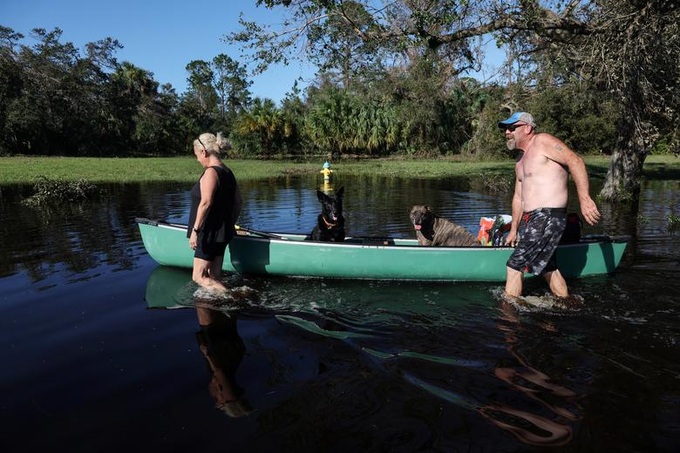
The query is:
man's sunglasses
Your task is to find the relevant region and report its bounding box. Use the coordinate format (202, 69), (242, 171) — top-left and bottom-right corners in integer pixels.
(505, 123), (528, 132)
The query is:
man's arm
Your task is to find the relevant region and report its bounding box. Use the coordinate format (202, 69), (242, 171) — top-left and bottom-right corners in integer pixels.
(541, 134), (601, 225)
(506, 171), (523, 246)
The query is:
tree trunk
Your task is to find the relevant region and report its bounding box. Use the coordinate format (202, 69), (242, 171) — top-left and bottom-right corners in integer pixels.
(599, 120), (652, 201)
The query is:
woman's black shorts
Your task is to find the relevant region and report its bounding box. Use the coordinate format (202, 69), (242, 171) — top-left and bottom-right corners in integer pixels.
(194, 234), (229, 261)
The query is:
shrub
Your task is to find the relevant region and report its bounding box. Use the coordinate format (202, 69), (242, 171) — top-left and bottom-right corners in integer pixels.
(22, 176), (101, 206)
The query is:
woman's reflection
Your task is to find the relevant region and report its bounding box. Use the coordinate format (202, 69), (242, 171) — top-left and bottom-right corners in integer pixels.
(195, 305), (253, 417)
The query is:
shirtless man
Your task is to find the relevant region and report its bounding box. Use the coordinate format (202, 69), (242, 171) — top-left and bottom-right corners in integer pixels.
(499, 112), (600, 298)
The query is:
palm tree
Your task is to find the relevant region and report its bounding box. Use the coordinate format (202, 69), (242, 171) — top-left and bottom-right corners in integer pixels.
(235, 98), (289, 156)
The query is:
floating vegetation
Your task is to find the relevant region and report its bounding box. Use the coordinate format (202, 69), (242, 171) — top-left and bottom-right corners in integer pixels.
(475, 172), (512, 193)
(21, 176), (101, 207)
(668, 214), (680, 232)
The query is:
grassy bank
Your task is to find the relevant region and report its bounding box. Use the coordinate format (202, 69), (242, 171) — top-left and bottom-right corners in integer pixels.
(1, 155), (678, 185)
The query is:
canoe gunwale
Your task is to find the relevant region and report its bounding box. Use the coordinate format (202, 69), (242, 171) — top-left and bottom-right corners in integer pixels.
(135, 217), (629, 281)
(135, 217), (629, 250)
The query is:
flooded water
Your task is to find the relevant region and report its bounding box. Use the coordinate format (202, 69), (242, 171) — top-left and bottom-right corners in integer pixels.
(1, 173), (679, 452)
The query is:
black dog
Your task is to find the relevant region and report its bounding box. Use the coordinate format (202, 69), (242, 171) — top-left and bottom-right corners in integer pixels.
(311, 186), (345, 242)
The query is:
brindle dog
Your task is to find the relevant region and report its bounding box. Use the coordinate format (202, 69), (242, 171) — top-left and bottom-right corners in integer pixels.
(311, 186), (346, 242)
(409, 205), (478, 246)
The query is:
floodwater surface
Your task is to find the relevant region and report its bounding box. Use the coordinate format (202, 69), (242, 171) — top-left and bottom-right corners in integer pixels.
(1, 173), (679, 452)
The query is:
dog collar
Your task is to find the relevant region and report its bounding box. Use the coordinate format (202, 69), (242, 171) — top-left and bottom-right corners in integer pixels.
(322, 216), (338, 228)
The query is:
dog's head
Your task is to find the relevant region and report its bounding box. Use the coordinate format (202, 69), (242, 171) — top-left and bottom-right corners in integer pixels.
(409, 205), (435, 231)
(317, 186), (344, 223)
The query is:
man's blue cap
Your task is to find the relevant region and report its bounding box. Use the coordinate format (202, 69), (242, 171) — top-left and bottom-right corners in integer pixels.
(498, 112), (536, 128)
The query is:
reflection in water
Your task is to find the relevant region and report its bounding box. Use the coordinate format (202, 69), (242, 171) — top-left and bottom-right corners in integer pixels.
(2, 176), (677, 285)
(195, 306), (253, 417)
(136, 238), (679, 451)
(478, 301), (581, 447)
(145, 265), (255, 417)
(217, 273), (581, 447)
(5, 175), (674, 451)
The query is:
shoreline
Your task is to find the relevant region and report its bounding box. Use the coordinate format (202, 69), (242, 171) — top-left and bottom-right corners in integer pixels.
(0, 155), (677, 185)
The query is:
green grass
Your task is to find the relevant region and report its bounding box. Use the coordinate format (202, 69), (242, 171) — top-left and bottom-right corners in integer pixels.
(0, 154), (678, 185)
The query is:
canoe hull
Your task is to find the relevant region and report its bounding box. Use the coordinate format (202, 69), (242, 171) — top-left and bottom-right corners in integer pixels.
(136, 218), (628, 282)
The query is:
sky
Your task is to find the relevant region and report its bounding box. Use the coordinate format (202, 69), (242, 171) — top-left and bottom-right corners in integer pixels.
(2, 0), (504, 104)
(1, 0), (314, 103)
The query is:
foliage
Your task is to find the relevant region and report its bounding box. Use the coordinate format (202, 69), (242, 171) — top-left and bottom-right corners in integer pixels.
(668, 214), (680, 232)
(525, 82), (619, 155)
(3, 1), (680, 206)
(304, 86), (402, 156)
(279, 83), (310, 155)
(462, 84), (508, 159)
(233, 98), (292, 157)
(512, 0), (680, 199)
(230, 1), (680, 202)
(651, 133), (680, 156)
(0, 27), (255, 157)
(22, 176), (100, 206)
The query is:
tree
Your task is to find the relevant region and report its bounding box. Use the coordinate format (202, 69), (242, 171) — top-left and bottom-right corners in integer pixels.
(234, 97), (291, 156)
(0, 27), (24, 154)
(181, 57), (253, 139)
(305, 86), (401, 156)
(1, 26), (184, 156)
(4, 27), (121, 155)
(496, 1), (680, 200)
(579, 1), (680, 200)
(131, 82), (182, 155)
(179, 60), (217, 138)
(279, 82), (309, 154)
(212, 54), (252, 125)
(229, 1), (680, 201)
(108, 62), (158, 152)
(230, 1), (491, 76)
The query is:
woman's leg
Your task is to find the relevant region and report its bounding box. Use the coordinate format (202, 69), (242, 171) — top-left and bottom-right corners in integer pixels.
(193, 257), (228, 293)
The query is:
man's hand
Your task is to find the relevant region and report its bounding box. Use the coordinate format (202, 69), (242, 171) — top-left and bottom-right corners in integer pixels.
(580, 197), (601, 225)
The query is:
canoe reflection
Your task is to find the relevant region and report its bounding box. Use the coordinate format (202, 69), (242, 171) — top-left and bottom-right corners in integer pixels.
(145, 265), (583, 442)
(144, 265), (192, 309)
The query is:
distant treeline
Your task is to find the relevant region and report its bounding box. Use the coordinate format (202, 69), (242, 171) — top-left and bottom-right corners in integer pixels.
(0, 25), (673, 159)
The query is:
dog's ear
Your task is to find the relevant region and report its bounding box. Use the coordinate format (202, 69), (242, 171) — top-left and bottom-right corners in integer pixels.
(336, 186), (344, 197)
(316, 190), (327, 202)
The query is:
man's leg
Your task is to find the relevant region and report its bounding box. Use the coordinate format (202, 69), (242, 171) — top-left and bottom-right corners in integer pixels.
(544, 269), (569, 298)
(505, 266), (524, 297)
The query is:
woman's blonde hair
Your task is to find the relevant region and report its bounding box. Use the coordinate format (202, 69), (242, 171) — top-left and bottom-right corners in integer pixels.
(195, 132), (232, 157)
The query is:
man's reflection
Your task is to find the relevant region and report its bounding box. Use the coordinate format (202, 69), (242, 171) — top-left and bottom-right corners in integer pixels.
(195, 305), (253, 417)
(479, 301), (580, 447)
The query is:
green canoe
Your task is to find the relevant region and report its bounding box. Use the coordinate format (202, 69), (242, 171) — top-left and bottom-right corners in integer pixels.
(136, 218), (628, 282)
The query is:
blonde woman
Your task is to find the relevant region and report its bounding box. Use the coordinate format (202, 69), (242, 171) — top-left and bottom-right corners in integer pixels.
(187, 132), (241, 294)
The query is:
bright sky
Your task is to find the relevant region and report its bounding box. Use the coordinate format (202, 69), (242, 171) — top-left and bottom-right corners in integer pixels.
(1, 0), (314, 103)
(2, 0), (504, 104)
